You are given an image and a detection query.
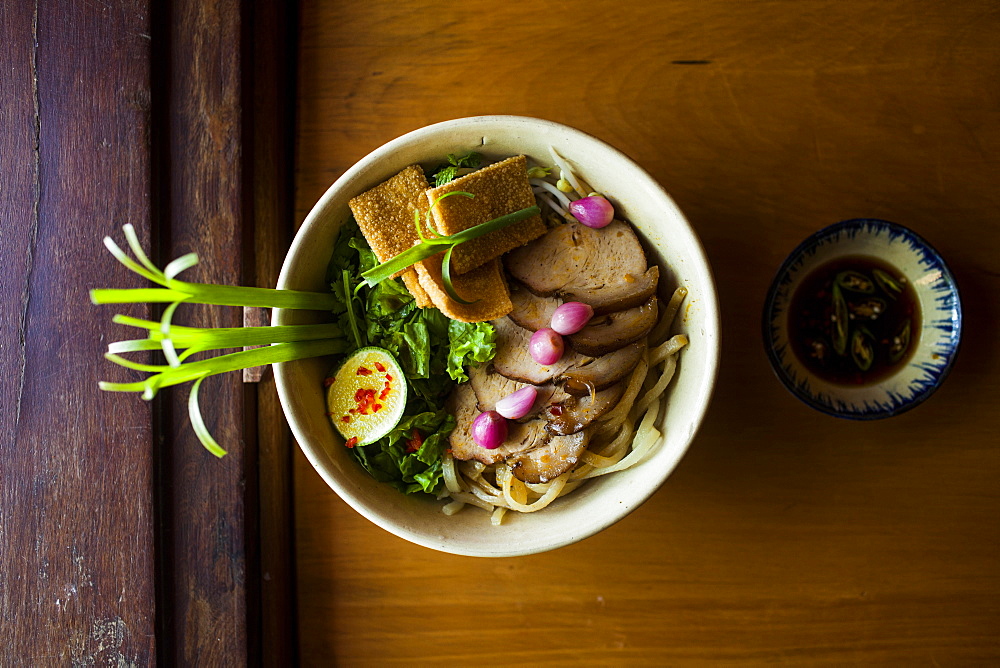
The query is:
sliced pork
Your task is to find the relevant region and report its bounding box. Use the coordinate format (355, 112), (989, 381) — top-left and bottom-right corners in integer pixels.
(492, 316), (646, 394)
(446, 384), (549, 465)
(563, 266), (659, 315)
(542, 382), (626, 435)
(504, 220), (659, 315)
(561, 340), (646, 396)
(507, 281), (561, 332)
(449, 217), (663, 484)
(509, 429), (591, 483)
(568, 296), (658, 357)
(468, 364), (556, 421)
(490, 316), (586, 385)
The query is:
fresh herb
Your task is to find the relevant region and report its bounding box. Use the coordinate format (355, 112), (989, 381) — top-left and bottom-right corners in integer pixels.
(446, 318), (496, 383)
(432, 151), (482, 187)
(92, 225), (339, 311)
(351, 410), (455, 494)
(105, 315), (342, 362)
(103, 339), (346, 457)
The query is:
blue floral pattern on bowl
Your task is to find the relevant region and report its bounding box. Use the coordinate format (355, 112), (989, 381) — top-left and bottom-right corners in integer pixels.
(763, 219), (961, 419)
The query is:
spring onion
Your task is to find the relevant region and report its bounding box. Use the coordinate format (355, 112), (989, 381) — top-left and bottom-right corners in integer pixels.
(106, 315), (342, 362)
(93, 225), (348, 457)
(90, 224), (339, 311)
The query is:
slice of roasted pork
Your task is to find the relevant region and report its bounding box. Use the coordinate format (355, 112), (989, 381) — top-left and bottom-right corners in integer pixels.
(507, 280), (561, 332)
(490, 316), (585, 385)
(446, 384), (549, 465)
(492, 316), (646, 393)
(504, 220), (659, 315)
(561, 340), (646, 396)
(542, 382), (626, 435)
(568, 296), (658, 357)
(467, 361), (623, 435)
(467, 364), (556, 421)
(563, 266), (659, 316)
(509, 429), (591, 483)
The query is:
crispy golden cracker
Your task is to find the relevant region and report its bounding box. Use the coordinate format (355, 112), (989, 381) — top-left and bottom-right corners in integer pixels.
(414, 257), (512, 323)
(425, 155), (545, 275)
(400, 269), (433, 308)
(349, 164), (427, 280)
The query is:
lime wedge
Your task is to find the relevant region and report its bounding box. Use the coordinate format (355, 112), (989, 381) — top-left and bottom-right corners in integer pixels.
(326, 347), (407, 446)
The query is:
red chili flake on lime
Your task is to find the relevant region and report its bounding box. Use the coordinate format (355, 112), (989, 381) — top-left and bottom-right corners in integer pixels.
(323, 377), (335, 387)
(345, 437), (358, 448)
(351, 387), (381, 415)
(326, 347), (407, 447)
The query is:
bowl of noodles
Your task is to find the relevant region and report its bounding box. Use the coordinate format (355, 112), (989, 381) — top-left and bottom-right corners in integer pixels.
(274, 116), (719, 557)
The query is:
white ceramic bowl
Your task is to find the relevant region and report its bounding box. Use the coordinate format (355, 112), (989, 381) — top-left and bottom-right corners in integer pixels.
(273, 116), (720, 557)
(763, 218), (961, 419)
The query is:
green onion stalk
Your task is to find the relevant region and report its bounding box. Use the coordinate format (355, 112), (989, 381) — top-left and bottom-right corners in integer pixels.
(92, 224), (346, 457)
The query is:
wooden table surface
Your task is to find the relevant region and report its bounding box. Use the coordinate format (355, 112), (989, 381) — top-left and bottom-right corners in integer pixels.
(3, 0), (998, 664)
(292, 1), (1000, 665)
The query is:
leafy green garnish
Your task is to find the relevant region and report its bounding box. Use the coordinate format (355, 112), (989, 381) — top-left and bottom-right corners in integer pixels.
(432, 151), (482, 187)
(446, 319), (496, 382)
(351, 410), (455, 494)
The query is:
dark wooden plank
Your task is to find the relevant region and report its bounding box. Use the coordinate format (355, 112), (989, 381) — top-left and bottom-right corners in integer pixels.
(0, 0), (157, 663)
(3, 0), (298, 660)
(247, 0), (300, 663)
(153, 0), (251, 663)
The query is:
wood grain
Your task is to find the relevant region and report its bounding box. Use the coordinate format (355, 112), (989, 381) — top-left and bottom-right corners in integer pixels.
(155, 0), (250, 664)
(248, 0), (301, 662)
(0, 0), (157, 662)
(293, 0), (1000, 664)
(3, 0), (301, 661)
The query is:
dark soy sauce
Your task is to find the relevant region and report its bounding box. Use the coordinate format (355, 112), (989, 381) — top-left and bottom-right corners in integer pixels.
(788, 255), (921, 386)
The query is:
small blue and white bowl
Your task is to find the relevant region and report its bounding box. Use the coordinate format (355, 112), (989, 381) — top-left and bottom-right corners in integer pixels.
(763, 218), (961, 419)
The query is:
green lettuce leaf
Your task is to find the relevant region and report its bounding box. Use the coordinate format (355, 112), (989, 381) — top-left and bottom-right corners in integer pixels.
(447, 319), (496, 382)
(351, 410), (455, 494)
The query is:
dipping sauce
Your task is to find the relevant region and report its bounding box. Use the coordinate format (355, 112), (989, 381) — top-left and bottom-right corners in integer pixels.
(788, 255), (920, 385)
